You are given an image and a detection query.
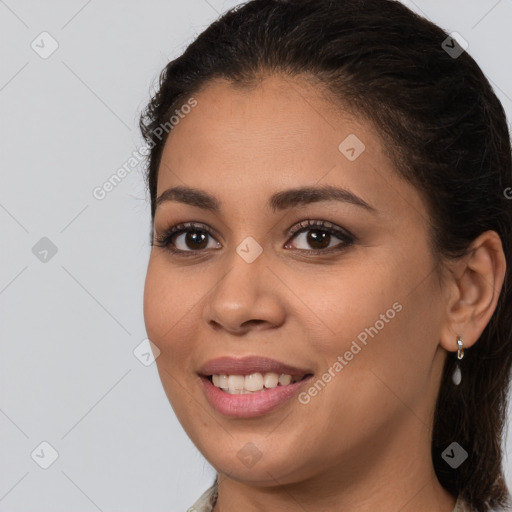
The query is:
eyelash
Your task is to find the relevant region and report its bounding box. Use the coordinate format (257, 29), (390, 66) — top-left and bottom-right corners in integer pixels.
(153, 219), (355, 257)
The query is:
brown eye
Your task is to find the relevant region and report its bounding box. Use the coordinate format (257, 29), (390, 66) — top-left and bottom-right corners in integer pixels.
(182, 230), (209, 250)
(168, 229), (220, 251)
(305, 230), (332, 250)
(155, 223), (221, 253)
(287, 221), (354, 253)
(289, 228), (345, 251)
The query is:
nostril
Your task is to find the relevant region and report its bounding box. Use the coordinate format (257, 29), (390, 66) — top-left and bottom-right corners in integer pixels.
(241, 319), (265, 328)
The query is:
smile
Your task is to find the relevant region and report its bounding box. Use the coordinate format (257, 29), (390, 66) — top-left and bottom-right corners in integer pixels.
(209, 372), (307, 394)
(198, 355), (314, 417)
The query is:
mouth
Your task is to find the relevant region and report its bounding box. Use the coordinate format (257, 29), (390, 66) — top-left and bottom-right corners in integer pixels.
(205, 372), (311, 394)
(197, 355), (314, 417)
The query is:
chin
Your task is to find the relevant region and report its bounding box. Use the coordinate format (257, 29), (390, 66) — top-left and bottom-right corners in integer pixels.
(201, 440), (310, 486)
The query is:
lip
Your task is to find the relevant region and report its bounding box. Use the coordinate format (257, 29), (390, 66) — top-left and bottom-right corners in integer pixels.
(200, 375), (313, 418)
(198, 355), (311, 377)
(198, 356), (313, 418)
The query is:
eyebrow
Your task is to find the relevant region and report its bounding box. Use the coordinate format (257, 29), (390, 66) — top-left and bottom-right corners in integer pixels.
(155, 185), (376, 213)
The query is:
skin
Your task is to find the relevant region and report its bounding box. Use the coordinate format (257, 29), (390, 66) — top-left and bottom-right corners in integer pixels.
(143, 74), (506, 511)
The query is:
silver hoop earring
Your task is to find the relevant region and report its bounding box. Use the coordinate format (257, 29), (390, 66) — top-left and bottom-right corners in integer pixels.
(452, 337), (464, 386)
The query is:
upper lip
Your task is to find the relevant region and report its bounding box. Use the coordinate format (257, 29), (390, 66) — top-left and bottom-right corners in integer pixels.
(198, 356), (312, 377)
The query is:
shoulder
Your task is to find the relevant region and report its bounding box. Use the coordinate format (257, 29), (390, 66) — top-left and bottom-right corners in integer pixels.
(186, 483), (218, 512)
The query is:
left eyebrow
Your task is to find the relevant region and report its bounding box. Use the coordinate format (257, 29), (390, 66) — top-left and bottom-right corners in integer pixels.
(155, 184), (376, 213)
(268, 185), (377, 213)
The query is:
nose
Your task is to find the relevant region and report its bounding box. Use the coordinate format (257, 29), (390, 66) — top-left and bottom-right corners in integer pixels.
(202, 249), (286, 335)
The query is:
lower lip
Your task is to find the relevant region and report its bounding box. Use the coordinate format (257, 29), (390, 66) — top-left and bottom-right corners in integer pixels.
(200, 376), (312, 418)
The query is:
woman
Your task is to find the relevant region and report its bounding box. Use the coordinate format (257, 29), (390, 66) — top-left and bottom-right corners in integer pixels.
(139, 0), (512, 510)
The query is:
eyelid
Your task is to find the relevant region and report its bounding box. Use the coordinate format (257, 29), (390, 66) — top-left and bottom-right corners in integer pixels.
(286, 218), (354, 239)
(154, 218), (355, 255)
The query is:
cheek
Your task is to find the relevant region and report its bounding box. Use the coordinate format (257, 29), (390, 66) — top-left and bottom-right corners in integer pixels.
(295, 259), (398, 351)
(142, 258), (197, 413)
(143, 256), (191, 350)
(320, 264), (441, 418)
(143, 254), (216, 383)
(291, 284), (437, 459)
(303, 249), (438, 392)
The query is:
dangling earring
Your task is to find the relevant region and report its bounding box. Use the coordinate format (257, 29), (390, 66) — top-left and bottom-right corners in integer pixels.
(452, 337), (464, 386)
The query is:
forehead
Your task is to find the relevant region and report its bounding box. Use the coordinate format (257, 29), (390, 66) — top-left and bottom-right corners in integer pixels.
(156, 74), (426, 224)
(162, 75), (359, 165)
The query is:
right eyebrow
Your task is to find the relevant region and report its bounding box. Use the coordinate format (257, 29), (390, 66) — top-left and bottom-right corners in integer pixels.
(155, 186), (220, 212)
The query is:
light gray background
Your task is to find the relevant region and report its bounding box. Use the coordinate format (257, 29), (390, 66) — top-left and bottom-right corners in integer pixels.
(1, 1), (511, 511)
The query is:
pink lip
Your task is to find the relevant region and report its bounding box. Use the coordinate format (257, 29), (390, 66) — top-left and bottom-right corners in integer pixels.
(200, 375), (313, 418)
(198, 355), (311, 377)
(197, 356), (313, 418)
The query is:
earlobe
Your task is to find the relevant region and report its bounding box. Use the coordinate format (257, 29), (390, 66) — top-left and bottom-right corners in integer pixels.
(439, 230), (506, 353)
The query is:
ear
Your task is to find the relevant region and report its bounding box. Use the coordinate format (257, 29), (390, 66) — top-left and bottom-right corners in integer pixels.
(439, 230), (507, 353)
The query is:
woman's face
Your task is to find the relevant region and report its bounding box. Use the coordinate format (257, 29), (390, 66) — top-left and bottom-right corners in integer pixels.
(143, 75), (450, 485)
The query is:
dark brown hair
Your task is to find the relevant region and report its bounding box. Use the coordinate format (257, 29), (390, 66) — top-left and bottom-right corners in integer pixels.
(139, 1), (512, 510)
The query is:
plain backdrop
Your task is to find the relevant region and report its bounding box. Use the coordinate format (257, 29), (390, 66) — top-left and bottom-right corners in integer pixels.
(1, 1), (511, 510)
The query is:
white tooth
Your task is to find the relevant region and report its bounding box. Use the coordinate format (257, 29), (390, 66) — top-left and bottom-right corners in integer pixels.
(278, 373), (292, 386)
(218, 375), (229, 389)
(263, 372), (279, 389)
(212, 375), (220, 387)
(244, 373), (264, 392)
(239, 389), (251, 394)
(228, 375), (245, 391)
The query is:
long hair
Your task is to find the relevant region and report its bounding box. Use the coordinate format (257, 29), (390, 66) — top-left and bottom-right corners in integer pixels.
(139, 2), (512, 510)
